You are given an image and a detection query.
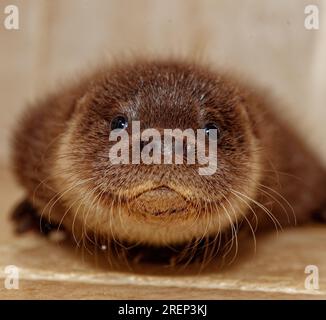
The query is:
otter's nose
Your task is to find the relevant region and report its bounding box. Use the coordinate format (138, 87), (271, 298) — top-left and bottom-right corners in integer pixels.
(139, 131), (195, 164)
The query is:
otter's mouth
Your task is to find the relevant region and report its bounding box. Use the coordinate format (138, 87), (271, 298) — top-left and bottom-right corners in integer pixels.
(130, 186), (188, 216)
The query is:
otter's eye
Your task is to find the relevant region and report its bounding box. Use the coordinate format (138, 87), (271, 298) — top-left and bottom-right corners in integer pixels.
(204, 123), (221, 141)
(111, 115), (128, 131)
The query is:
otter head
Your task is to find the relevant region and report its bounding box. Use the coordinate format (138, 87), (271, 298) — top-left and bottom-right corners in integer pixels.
(54, 59), (262, 246)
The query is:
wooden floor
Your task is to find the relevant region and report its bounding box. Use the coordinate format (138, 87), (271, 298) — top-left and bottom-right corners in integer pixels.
(0, 168), (325, 299)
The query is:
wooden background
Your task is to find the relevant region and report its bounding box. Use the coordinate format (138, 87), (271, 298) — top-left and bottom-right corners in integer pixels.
(1, 0), (326, 167)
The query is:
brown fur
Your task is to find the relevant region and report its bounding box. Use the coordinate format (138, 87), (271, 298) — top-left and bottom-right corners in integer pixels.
(10, 58), (326, 254)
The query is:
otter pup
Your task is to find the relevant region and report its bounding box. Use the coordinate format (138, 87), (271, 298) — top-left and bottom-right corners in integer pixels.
(10, 58), (326, 260)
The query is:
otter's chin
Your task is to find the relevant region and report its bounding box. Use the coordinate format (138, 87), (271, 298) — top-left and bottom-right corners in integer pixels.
(129, 186), (188, 217)
(86, 192), (241, 246)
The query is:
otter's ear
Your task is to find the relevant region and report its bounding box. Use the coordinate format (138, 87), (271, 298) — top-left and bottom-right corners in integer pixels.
(238, 91), (264, 139)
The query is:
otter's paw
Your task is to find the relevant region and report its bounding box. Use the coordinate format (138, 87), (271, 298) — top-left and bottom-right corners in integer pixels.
(312, 205), (326, 223)
(10, 199), (59, 235)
